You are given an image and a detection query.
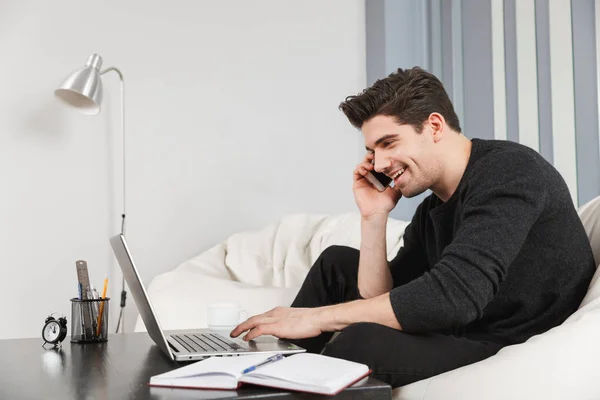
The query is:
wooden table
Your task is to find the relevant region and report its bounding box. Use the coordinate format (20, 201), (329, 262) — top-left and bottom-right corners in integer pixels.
(0, 332), (392, 400)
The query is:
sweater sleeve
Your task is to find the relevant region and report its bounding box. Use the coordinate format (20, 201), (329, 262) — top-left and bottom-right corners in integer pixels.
(388, 203), (429, 287)
(389, 151), (549, 333)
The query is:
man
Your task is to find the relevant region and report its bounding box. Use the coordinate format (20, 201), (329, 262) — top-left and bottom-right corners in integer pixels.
(230, 67), (595, 387)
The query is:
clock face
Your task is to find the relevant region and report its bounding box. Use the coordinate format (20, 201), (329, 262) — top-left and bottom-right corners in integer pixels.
(43, 321), (61, 343)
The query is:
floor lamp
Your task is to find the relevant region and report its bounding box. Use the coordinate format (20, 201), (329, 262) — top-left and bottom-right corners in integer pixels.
(55, 53), (128, 333)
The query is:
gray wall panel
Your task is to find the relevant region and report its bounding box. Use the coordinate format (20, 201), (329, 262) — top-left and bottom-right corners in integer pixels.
(441, 0), (454, 98)
(535, 0), (553, 164)
(504, 0), (520, 143)
(366, 0), (386, 86)
(572, 0), (600, 205)
(462, 0), (494, 139)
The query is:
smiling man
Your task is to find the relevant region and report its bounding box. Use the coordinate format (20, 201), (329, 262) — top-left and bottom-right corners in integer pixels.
(230, 67), (595, 387)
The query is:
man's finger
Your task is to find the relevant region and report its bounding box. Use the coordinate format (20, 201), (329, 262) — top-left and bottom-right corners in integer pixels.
(354, 162), (373, 175)
(230, 315), (273, 338)
(244, 324), (273, 342)
(229, 325), (243, 338)
(230, 316), (258, 337)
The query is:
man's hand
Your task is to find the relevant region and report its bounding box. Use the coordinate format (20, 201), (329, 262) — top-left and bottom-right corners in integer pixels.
(230, 296), (401, 342)
(354, 152), (402, 219)
(229, 306), (331, 342)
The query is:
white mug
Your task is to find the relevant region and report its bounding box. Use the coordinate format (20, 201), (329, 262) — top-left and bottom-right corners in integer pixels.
(206, 302), (247, 331)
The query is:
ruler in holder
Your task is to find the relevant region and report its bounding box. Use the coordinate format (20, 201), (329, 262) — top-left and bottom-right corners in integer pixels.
(75, 260), (95, 338)
(76, 260), (92, 299)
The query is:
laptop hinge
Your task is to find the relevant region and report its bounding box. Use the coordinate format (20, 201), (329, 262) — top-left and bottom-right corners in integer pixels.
(167, 338), (181, 354)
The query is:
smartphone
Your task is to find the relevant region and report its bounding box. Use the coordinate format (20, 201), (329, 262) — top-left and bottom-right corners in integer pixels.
(365, 159), (393, 192)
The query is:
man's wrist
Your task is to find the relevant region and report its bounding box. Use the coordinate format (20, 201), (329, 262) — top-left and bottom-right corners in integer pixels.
(317, 301), (363, 332)
(317, 304), (344, 332)
(361, 212), (389, 225)
(317, 295), (402, 332)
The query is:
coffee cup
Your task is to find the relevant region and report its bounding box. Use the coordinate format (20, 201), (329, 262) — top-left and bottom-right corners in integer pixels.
(206, 302), (247, 331)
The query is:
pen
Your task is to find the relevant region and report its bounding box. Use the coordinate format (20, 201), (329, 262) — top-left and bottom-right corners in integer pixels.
(242, 354), (284, 374)
(77, 282), (85, 338)
(90, 285), (100, 331)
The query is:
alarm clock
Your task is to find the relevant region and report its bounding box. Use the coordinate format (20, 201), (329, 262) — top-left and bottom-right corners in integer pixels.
(42, 314), (67, 347)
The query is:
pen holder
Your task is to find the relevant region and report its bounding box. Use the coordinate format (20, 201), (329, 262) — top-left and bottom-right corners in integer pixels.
(70, 298), (110, 343)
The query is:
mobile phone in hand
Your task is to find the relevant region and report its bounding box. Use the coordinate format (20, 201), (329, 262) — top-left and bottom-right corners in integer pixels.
(365, 160), (393, 192)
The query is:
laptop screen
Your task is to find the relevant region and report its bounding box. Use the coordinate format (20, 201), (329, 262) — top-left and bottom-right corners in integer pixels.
(109, 234), (174, 360)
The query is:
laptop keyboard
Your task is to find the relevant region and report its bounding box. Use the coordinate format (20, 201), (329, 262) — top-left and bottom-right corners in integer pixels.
(171, 332), (248, 354)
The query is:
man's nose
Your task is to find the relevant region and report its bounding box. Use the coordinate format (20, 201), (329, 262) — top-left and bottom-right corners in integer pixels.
(373, 158), (391, 173)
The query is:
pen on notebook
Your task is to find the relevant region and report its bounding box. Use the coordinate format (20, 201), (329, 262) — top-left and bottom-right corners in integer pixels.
(242, 354), (284, 374)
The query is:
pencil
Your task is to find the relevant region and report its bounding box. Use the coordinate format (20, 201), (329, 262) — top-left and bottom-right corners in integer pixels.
(96, 275), (109, 337)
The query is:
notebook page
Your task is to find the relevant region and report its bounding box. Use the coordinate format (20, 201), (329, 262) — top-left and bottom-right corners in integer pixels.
(244, 353), (369, 391)
(151, 353), (273, 380)
(239, 375), (337, 395)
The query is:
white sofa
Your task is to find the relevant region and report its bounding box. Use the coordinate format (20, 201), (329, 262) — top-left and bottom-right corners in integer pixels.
(137, 196), (600, 400)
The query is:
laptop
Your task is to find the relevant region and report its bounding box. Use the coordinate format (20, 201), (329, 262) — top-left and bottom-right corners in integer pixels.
(110, 234), (305, 361)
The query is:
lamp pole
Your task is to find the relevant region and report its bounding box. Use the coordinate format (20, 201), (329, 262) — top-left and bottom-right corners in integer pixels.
(101, 66), (128, 333)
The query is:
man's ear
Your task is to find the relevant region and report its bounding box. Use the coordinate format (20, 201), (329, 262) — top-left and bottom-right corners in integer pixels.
(428, 113), (445, 143)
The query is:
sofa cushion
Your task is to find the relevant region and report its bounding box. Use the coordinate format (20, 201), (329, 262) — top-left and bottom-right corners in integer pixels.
(577, 196), (600, 309)
(398, 302), (600, 400)
(180, 213), (408, 288)
(578, 195), (600, 265)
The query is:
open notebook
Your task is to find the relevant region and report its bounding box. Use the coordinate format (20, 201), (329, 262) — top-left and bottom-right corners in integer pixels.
(149, 352), (371, 396)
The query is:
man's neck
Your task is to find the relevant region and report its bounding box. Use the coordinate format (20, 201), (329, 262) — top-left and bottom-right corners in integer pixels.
(432, 135), (473, 202)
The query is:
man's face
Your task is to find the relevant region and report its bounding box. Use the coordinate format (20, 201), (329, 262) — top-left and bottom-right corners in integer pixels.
(362, 115), (439, 198)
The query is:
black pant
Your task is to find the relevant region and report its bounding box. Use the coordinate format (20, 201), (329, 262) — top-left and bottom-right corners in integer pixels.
(287, 245), (503, 388)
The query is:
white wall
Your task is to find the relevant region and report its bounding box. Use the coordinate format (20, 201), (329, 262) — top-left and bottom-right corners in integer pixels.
(0, 0), (366, 339)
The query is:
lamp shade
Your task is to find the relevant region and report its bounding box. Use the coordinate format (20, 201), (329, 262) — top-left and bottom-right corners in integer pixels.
(55, 53), (104, 115)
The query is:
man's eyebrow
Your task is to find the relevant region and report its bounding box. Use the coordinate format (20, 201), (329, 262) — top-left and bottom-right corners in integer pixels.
(365, 134), (397, 152)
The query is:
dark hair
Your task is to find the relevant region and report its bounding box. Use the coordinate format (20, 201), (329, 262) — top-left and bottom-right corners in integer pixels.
(339, 67), (461, 133)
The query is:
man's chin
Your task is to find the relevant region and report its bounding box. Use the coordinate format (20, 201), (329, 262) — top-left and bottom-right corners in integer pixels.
(396, 185), (427, 199)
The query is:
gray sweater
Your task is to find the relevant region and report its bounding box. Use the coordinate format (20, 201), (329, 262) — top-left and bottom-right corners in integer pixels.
(389, 139), (595, 345)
